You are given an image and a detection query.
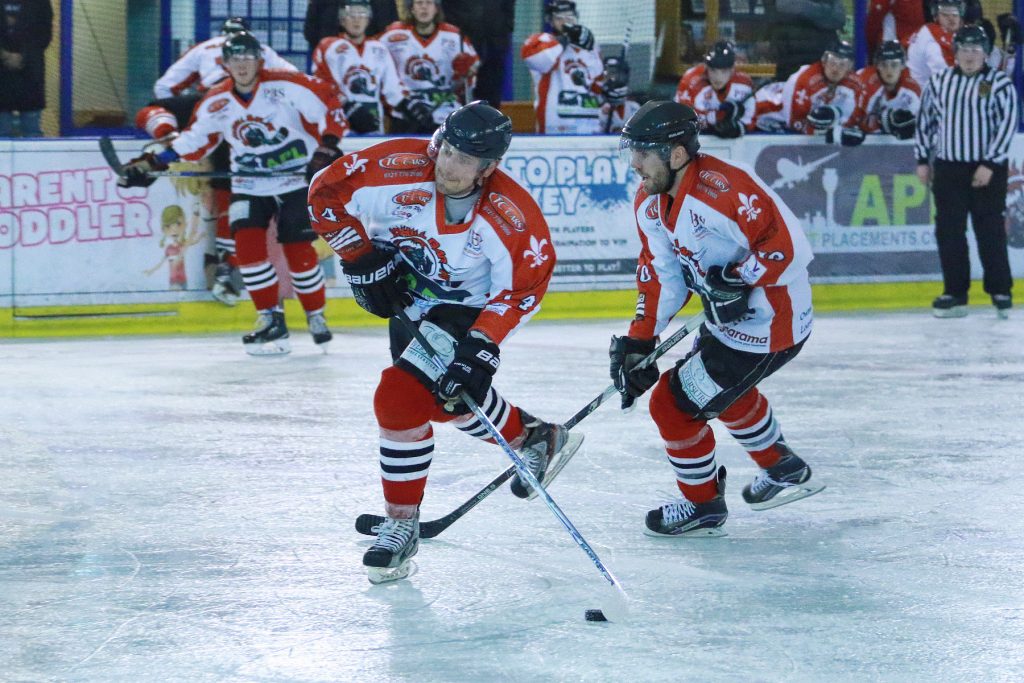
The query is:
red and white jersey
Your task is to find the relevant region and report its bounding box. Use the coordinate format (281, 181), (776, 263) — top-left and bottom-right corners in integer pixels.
(521, 32), (605, 134)
(599, 99), (641, 134)
(855, 65), (922, 133)
(312, 35), (408, 134)
(674, 64), (755, 132)
(153, 35), (296, 98)
(380, 22), (478, 123)
(628, 154), (813, 353)
(307, 139), (555, 344)
(906, 23), (955, 85)
(171, 70), (347, 196)
(753, 61), (864, 134)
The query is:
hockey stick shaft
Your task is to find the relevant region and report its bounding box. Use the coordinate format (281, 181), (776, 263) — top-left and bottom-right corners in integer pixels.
(393, 307), (627, 597)
(356, 310), (707, 538)
(99, 136), (304, 179)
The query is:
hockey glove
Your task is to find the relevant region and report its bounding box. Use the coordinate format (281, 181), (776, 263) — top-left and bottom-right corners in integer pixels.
(837, 126), (866, 147)
(998, 13), (1022, 45)
(881, 108), (916, 140)
(609, 335), (659, 410)
(436, 331), (501, 408)
(120, 152), (168, 188)
(713, 117), (745, 139)
(305, 135), (342, 182)
(701, 264), (751, 326)
(806, 105), (842, 131)
(718, 100), (745, 124)
(341, 247), (411, 319)
(344, 102), (381, 134)
(453, 53), (476, 79)
(397, 97), (435, 133)
(562, 24), (595, 51)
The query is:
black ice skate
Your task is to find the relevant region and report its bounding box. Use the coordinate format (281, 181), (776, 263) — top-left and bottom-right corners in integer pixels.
(992, 294), (1012, 320)
(363, 513), (419, 585)
(307, 311), (332, 351)
(932, 294), (968, 318)
(242, 309), (290, 356)
(510, 414), (584, 500)
(211, 261), (240, 306)
(644, 466), (729, 538)
(742, 444), (825, 511)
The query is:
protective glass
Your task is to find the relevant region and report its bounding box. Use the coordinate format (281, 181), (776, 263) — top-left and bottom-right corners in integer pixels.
(225, 54), (260, 65)
(956, 45), (987, 55)
(439, 140), (490, 171)
(342, 7), (371, 19)
(618, 138), (672, 164)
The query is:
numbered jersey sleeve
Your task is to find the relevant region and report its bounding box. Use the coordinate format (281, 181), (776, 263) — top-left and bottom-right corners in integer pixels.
(628, 191), (691, 340)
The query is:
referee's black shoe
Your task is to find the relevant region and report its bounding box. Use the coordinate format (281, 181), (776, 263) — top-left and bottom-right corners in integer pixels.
(933, 294), (968, 318)
(992, 294), (1012, 320)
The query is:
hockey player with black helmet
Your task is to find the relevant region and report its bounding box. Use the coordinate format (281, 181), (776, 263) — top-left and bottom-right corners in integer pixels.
(598, 54), (639, 134)
(857, 40), (922, 140)
(674, 40), (755, 139)
(613, 100), (823, 537)
(907, 0), (964, 84)
(307, 101), (584, 583)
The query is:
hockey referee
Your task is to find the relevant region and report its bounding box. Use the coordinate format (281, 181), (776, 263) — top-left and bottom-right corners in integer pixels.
(915, 25), (1018, 319)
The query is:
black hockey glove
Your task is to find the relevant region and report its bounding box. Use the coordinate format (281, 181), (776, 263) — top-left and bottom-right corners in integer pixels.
(701, 264), (751, 326)
(562, 24), (595, 51)
(305, 135), (342, 182)
(397, 97), (435, 133)
(718, 100), (745, 124)
(881, 108), (916, 140)
(609, 335), (659, 410)
(119, 152), (168, 188)
(436, 332), (501, 408)
(341, 247), (411, 319)
(829, 126), (865, 147)
(344, 101), (380, 134)
(713, 116), (745, 139)
(806, 105), (841, 131)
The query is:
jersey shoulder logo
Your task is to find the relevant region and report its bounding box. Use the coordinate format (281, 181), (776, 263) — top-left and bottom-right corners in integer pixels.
(523, 236), (549, 268)
(379, 152), (430, 170)
(644, 198), (659, 221)
(387, 32), (409, 43)
(207, 98), (230, 113)
(487, 192), (527, 232)
(738, 192), (761, 222)
(698, 169), (731, 193)
(344, 154), (368, 176)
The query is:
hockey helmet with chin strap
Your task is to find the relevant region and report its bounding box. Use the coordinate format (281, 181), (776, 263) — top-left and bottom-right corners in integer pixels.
(221, 16), (250, 36)
(619, 100), (701, 161)
(430, 101), (513, 162)
(954, 24), (992, 53)
(875, 40), (906, 63)
(704, 40), (737, 69)
(545, 0), (578, 20)
(222, 31), (262, 61)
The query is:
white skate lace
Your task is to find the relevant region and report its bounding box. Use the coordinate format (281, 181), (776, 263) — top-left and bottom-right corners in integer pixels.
(661, 498), (697, 526)
(252, 311), (274, 332)
(371, 518), (415, 553)
(307, 313), (329, 334)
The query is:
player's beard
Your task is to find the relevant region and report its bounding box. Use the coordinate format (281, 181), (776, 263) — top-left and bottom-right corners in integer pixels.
(642, 162), (674, 195)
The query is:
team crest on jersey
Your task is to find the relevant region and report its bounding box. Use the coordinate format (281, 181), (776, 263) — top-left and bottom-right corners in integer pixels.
(738, 193), (761, 222)
(390, 226), (453, 282)
(343, 66), (377, 96)
(645, 199), (659, 221)
(208, 98), (230, 113)
(698, 170), (730, 192)
(379, 152), (430, 170)
(232, 115), (289, 147)
(487, 193), (526, 232)
(392, 189), (432, 218)
(405, 55), (442, 85)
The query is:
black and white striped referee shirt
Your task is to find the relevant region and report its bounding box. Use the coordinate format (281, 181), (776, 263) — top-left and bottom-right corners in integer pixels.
(914, 65), (1019, 166)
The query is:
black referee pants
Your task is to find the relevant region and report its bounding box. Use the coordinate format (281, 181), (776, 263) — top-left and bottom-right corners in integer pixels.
(932, 159), (1012, 298)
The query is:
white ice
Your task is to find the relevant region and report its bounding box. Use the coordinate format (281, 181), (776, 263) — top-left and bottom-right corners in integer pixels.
(2, 311), (1024, 681)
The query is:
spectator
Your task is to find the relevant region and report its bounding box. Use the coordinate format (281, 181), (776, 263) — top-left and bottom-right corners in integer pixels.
(769, 0), (846, 81)
(866, 0), (925, 54)
(857, 40), (922, 140)
(907, 0), (962, 85)
(0, 0), (53, 137)
(674, 40), (755, 139)
(443, 0), (514, 108)
(304, 0), (399, 51)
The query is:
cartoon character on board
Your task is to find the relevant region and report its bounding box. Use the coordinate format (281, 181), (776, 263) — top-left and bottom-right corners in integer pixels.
(144, 205), (204, 289)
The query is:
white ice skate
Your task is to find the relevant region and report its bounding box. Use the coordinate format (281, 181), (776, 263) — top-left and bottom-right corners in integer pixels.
(307, 312), (332, 353)
(364, 514), (419, 585)
(742, 450), (825, 511)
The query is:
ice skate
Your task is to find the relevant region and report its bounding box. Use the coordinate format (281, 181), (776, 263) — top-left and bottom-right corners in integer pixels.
(211, 261), (239, 306)
(742, 444), (825, 511)
(242, 309), (290, 356)
(992, 294), (1011, 320)
(307, 311), (333, 351)
(363, 513), (419, 585)
(932, 294), (968, 318)
(644, 466), (728, 537)
(510, 414), (584, 500)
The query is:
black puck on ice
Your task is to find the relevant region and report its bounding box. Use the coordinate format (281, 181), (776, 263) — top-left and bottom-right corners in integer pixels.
(584, 609), (608, 622)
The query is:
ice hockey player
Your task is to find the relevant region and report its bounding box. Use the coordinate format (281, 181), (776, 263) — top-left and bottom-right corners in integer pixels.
(612, 100), (824, 537)
(122, 32), (347, 355)
(598, 55), (639, 134)
(306, 102), (584, 583)
(857, 40), (922, 139)
(907, 0), (963, 84)
(380, 0), (479, 133)
(521, 0), (605, 134)
(753, 40), (866, 146)
(311, 0), (434, 135)
(674, 40), (754, 139)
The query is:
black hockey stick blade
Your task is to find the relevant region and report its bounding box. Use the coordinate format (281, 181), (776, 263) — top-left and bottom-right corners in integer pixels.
(99, 136), (126, 177)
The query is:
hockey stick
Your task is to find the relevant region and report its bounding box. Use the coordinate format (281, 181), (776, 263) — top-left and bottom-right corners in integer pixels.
(355, 309), (707, 538)
(99, 136), (305, 179)
(390, 306), (630, 618)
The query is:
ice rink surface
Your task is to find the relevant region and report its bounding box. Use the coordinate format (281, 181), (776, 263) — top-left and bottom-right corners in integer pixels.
(2, 311), (1023, 682)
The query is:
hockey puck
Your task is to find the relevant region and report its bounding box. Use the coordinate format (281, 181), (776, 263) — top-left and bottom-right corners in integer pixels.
(584, 609), (608, 622)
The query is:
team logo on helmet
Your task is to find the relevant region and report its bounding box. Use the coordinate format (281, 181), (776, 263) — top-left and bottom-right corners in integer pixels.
(390, 226), (453, 282)
(488, 193), (526, 232)
(698, 169), (731, 192)
(232, 116), (289, 147)
(379, 152), (430, 170)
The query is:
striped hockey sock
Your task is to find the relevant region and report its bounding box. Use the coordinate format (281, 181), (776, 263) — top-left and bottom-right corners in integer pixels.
(720, 389), (785, 469)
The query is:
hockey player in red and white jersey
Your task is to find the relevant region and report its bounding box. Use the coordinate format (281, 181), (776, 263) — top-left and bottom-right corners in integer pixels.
(521, 0), (605, 134)
(612, 101), (823, 537)
(307, 102), (584, 583)
(907, 0), (963, 84)
(674, 40), (755, 139)
(123, 32), (347, 355)
(380, 0), (479, 134)
(597, 55), (640, 134)
(312, 0), (433, 135)
(857, 40), (922, 139)
(753, 40), (867, 146)
(153, 17), (296, 99)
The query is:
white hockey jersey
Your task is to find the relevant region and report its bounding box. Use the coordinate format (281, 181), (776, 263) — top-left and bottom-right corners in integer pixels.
(307, 138), (555, 344)
(674, 64), (756, 132)
(855, 65), (922, 133)
(153, 35), (296, 98)
(380, 22), (478, 125)
(753, 61), (865, 134)
(312, 35), (409, 134)
(171, 70), (347, 196)
(521, 32), (605, 134)
(599, 99), (641, 134)
(629, 154), (814, 353)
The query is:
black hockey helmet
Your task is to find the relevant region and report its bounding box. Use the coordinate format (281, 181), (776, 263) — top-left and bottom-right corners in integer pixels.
(874, 39), (906, 63)
(954, 24), (992, 53)
(603, 55), (631, 89)
(545, 0), (578, 19)
(433, 101), (513, 161)
(221, 16), (250, 36)
(823, 39), (855, 62)
(704, 40), (737, 69)
(222, 31), (262, 61)
(620, 100), (701, 159)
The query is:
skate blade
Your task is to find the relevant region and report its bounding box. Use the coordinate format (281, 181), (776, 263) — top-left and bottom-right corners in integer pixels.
(367, 560), (417, 585)
(932, 307), (967, 318)
(996, 309), (1010, 320)
(643, 526), (727, 538)
(748, 483), (826, 511)
(244, 338), (291, 356)
(525, 432), (585, 501)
